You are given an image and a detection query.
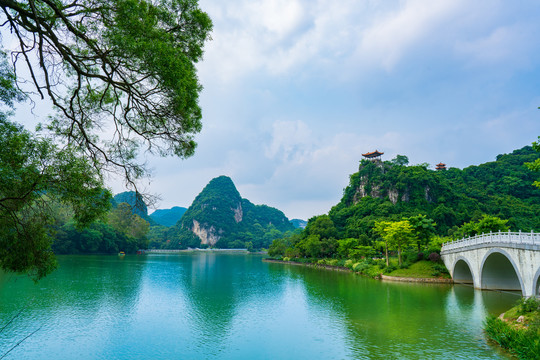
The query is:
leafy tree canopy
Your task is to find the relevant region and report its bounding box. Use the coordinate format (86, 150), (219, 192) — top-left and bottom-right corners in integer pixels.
(0, 0), (213, 186)
(0, 0), (212, 279)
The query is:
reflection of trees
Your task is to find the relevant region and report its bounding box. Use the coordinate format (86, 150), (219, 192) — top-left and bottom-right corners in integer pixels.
(271, 265), (514, 359)
(0, 255), (147, 357)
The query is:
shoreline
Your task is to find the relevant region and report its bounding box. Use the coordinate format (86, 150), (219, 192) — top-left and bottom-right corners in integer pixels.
(262, 258), (454, 284)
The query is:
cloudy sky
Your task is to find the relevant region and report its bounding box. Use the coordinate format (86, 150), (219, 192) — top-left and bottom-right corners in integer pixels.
(16, 0), (540, 220)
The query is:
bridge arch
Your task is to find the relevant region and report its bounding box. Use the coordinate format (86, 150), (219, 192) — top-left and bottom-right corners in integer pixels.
(480, 248), (524, 294)
(452, 256), (474, 285)
(533, 267), (540, 297)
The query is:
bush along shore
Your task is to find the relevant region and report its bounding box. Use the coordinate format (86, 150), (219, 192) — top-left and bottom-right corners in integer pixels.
(485, 297), (540, 359)
(265, 251), (451, 282)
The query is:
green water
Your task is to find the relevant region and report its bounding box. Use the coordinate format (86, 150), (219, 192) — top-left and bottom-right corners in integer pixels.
(0, 254), (516, 359)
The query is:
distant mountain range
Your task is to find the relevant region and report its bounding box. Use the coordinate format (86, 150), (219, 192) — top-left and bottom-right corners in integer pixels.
(114, 177), (305, 250)
(290, 219), (307, 229)
(149, 207), (187, 227)
(165, 176), (295, 250)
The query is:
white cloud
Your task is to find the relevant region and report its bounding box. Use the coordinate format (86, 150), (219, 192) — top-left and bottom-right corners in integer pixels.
(455, 24), (534, 67)
(358, 0), (465, 70)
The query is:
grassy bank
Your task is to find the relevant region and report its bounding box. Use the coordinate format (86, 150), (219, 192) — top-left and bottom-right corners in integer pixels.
(268, 255), (450, 280)
(485, 297), (540, 359)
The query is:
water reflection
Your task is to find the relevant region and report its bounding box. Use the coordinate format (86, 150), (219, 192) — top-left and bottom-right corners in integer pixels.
(0, 255), (148, 359)
(272, 263), (515, 359)
(0, 255), (518, 359)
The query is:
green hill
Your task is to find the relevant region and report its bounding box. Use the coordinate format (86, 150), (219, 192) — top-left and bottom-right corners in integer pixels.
(329, 146), (540, 240)
(269, 146), (540, 261)
(113, 191), (148, 217)
(165, 176), (294, 250)
(150, 207), (187, 227)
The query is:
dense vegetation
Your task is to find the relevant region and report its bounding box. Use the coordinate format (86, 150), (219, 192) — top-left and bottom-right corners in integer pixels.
(268, 146), (540, 276)
(485, 297), (540, 359)
(158, 176), (295, 250)
(0, 0), (212, 280)
(52, 199), (150, 255)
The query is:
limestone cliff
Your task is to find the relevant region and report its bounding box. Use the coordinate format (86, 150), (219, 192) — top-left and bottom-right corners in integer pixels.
(167, 176), (294, 249)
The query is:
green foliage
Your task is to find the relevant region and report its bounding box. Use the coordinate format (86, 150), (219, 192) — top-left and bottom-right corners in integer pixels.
(526, 136), (540, 189)
(268, 146), (540, 270)
(407, 214), (436, 250)
(455, 215), (509, 238)
(485, 316), (540, 359)
(113, 192), (149, 219)
(391, 154), (409, 166)
(0, 1), (213, 280)
(108, 203), (150, 240)
(374, 220), (414, 266)
(518, 297), (540, 315)
(1, 0), (213, 184)
(305, 215), (338, 239)
(0, 116), (111, 280)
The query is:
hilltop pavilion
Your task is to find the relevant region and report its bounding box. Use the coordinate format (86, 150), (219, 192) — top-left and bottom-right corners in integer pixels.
(362, 150), (384, 162)
(435, 162), (447, 170)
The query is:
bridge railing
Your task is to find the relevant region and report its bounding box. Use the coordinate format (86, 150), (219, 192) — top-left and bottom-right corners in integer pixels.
(441, 230), (540, 252)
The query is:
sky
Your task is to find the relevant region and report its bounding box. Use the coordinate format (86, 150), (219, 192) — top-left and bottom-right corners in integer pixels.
(14, 0), (540, 220)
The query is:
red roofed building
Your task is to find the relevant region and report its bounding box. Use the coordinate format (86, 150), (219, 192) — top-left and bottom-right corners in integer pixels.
(362, 150), (384, 161)
(436, 162), (447, 170)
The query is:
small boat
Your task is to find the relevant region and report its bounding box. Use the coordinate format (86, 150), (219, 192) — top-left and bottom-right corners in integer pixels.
(118, 251), (126, 257)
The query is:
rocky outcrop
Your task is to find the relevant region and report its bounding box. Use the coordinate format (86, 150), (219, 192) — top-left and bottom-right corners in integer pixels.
(232, 203), (243, 223)
(192, 219), (220, 246)
(388, 187), (399, 204)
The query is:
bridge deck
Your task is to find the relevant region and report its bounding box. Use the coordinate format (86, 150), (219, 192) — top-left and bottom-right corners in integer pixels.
(441, 231), (540, 254)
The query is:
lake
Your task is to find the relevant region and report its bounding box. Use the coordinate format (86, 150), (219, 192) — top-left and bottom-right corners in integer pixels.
(0, 253), (516, 359)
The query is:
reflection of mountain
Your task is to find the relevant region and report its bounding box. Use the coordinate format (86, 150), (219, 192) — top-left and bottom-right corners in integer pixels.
(178, 254), (260, 345)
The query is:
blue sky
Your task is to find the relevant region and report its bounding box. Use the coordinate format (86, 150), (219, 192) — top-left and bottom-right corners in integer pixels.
(15, 0), (540, 220)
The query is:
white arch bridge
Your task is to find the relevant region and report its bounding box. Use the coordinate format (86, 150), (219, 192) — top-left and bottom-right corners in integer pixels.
(441, 231), (540, 297)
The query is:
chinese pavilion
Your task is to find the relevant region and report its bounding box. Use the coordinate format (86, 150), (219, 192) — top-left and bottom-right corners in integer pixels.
(435, 162), (447, 170)
(362, 150), (384, 161)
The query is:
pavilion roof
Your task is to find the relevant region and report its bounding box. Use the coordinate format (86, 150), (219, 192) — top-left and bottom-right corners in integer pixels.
(362, 150), (384, 158)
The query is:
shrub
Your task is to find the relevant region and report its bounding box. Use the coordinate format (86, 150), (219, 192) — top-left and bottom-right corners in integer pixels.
(417, 252), (424, 261)
(384, 265), (397, 274)
(399, 261), (411, 269)
(282, 257), (290, 262)
(317, 259), (326, 265)
(433, 263), (449, 275)
(518, 297), (540, 314)
(344, 259), (354, 269)
(428, 252), (441, 262)
(402, 252), (418, 264)
(327, 259), (339, 266)
(353, 262), (370, 273)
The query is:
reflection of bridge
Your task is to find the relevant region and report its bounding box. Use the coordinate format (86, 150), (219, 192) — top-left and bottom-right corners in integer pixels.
(441, 231), (540, 297)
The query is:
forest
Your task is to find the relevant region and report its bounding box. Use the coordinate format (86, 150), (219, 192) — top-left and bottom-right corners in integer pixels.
(268, 145), (540, 271)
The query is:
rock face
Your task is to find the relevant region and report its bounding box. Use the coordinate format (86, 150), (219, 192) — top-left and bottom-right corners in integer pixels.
(192, 219), (220, 246)
(168, 175), (294, 249)
(347, 163), (436, 206)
